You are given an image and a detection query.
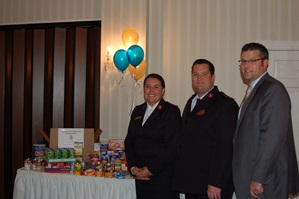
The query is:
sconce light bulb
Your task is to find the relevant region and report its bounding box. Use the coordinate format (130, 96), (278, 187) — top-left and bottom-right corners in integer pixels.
(107, 46), (111, 56)
(104, 45), (115, 72)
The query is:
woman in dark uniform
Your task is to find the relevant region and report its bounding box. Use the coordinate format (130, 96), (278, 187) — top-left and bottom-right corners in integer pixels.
(125, 73), (182, 199)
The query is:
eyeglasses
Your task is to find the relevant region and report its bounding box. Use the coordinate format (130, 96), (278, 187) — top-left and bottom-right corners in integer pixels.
(238, 58), (264, 66)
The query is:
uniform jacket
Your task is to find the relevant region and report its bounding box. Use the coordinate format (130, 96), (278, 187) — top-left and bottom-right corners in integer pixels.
(125, 98), (182, 188)
(173, 86), (239, 194)
(233, 73), (299, 199)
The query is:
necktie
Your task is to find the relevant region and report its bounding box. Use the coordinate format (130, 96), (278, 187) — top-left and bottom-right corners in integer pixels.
(242, 85), (253, 105)
(238, 85), (253, 119)
(196, 98), (201, 104)
(191, 98), (201, 111)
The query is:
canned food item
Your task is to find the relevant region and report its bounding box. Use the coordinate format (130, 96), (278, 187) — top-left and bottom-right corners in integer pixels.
(35, 166), (43, 172)
(81, 168), (95, 176)
(100, 143), (108, 152)
(105, 162), (112, 170)
(81, 160), (88, 170)
(117, 150), (126, 159)
(101, 156), (108, 165)
(73, 161), (82, 175)
(64, 162), (70, 169)
(54, 148), (62, 159)
(34, 157), (44, 172)
(69, 162), (74, 174)
(90, 152), (99, 168)
(51, 162), (58, 168)
(117, 171), (126, 179)
(114, 159), (121, 172)
(47, 148), (55, 159)
(104, 170), (113, 178)
(95, 167), (103, 177)
(98, 162), (104, 177)
(58, 162), (65, 168)
(69, 148), (76, 158)
(109, 153), (119, 164)
(121, 158), (129, 175)
(91, 152), (99, 161)
(44, 162), (51, 168)
(24, 158), (32, 170)
(61, 148), (69, 158)
(43, 148), (48, 159)
(33, 144), (46, 159)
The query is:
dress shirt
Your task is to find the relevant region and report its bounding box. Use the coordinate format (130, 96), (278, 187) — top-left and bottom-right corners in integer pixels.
(238, 72), (268, 119)
(142, 101), (159, 126)
(191, 87), (214, 111)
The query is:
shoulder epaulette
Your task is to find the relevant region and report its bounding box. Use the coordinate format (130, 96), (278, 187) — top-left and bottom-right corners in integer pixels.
(166, 101), (178, 107)
(221, 92), (234, 100)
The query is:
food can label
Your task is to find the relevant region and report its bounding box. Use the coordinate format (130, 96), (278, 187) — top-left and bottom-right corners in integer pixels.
(33, 144), (46, 158)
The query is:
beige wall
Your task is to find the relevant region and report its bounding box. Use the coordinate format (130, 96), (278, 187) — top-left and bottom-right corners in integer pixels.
(101, 0), (299, 140)
(0, 0), (101, 24)
(1, 0), (299, 140)
(100, 0), (147, 140)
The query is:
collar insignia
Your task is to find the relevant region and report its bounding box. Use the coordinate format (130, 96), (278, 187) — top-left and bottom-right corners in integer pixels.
(134, 116), (142, 120)
(196, 109), (206, 115)
(207, 93), (214, 98)
(157, 105), (163, 110)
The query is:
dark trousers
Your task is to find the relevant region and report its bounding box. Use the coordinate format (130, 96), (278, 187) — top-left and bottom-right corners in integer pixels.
(135, 181), (179, 199)
(185, 191), (233, 199)
(185, 193), (208, 199)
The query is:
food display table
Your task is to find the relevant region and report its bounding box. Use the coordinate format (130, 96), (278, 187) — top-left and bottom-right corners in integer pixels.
(13, 168), (136, 199)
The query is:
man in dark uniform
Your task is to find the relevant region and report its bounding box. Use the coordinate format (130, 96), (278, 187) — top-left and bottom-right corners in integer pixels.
(173, 59), (239, 199)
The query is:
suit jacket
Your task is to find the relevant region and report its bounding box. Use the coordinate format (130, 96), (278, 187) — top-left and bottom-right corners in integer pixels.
(233, 73), (299, 199)
(173, 86), (239, 194)
(125, 98), (182, 190)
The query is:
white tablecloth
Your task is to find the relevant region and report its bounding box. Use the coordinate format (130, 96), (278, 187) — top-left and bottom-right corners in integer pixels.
(13, 168), (136, 199)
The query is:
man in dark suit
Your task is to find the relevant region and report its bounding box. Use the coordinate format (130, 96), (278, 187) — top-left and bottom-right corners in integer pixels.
(233, 42), (299, 199)
(173, 59), (239, 199)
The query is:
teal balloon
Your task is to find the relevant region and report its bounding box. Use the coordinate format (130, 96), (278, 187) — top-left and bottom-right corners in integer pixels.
(127, 45), (144, 67)
(113, 49), (129, 72)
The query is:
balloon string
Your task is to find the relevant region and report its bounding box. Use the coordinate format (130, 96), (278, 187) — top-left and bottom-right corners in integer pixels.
(118, 72), (125, 87)
(129, 81), (137, 116)
(136, 80), (143, 94)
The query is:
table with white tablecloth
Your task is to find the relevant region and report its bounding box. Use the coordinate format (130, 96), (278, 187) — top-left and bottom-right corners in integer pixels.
(13, 168), (136, 199)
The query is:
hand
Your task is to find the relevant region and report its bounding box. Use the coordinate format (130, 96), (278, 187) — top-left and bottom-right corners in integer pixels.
(140, 166), (153, 177)
(131, 167), (151, 180)
(207, 185), (221, 199)
(250, 180), (263, 198)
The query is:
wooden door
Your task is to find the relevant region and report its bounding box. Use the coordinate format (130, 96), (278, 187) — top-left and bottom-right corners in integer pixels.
(0, 21), (101, 199)
(262, 41), (299, 168)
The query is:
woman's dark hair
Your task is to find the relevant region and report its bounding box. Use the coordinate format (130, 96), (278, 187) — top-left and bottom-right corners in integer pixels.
(192, 59), (215, 75)
(144, 73), (165, 88)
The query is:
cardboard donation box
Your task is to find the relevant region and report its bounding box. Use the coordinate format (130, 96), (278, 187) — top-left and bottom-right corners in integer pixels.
(40, 128), (102, 158)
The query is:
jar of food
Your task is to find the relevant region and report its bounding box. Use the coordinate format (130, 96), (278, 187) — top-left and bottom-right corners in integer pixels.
(24, 158), (32, 171)
(95, 167), (103, 177)
(104, 169), (113, 178)
(34, 157), (44, 172)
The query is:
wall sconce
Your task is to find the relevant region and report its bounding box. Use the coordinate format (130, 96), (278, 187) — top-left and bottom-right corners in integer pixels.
(104, 46), (115, 71)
